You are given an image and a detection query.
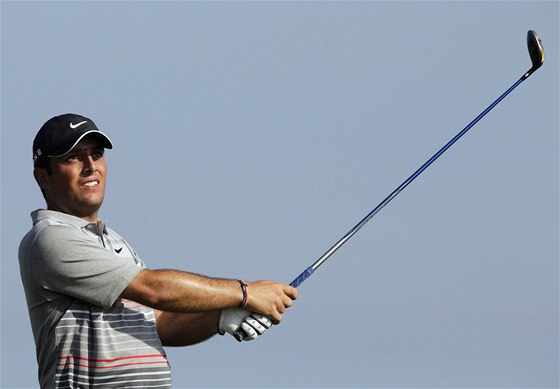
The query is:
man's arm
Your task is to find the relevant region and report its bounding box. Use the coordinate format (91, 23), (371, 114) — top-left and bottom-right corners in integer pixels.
(120, 269), (298, 344)
(154, 309), (221, 346)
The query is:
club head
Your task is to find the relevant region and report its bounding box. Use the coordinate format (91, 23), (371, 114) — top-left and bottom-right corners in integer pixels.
(523, 30), (544, 79)
(528, 30), (544, 70)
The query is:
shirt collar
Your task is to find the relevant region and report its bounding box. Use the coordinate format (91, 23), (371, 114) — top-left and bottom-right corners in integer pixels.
(31, 209), (108, 233)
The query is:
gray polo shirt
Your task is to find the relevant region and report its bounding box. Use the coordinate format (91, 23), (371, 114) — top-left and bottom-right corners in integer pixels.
(19, 209), (171, 388)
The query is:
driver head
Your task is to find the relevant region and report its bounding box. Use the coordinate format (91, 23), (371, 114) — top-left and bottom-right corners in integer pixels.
(527, 30), (544, 71)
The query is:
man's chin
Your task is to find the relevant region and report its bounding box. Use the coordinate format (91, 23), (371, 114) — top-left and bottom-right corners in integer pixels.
(76, 200), (104, 218)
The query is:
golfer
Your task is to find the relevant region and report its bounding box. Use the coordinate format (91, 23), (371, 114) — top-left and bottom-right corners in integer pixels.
(19, 113), (298, 388)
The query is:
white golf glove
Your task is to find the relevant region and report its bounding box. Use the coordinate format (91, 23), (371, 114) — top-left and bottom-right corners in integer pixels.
(218, 308), (272, 341)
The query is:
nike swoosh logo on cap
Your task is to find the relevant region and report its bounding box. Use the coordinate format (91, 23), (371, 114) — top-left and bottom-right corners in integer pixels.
(69, 121), (88, 129)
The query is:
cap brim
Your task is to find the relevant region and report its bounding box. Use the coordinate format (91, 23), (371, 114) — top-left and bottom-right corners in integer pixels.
(49, 130), (113, 158)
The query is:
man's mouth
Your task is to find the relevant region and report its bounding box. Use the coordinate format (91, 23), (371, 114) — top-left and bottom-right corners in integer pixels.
(81, 180), (99, 188)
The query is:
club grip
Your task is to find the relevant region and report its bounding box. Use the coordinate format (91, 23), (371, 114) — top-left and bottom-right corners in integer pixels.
(232, 266), (314, 342)
(290, 266), (314, 288)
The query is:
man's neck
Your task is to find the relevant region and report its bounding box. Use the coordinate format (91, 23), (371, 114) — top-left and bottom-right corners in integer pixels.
(46, 204), (99, 223)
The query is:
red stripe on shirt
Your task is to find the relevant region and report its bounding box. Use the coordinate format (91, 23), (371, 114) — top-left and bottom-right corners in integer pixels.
(57, 360), (169, 369)
(58, 353), (165, 363)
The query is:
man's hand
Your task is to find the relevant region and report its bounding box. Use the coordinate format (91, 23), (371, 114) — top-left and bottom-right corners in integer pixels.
(219, 308), (272, 341)
(245, 280), (298, 324)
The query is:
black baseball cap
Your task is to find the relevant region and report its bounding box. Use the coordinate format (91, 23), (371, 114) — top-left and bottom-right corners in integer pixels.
(33, 113), (113, 166)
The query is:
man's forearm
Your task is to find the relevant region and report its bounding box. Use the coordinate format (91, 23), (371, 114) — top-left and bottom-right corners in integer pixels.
(121, 269), (243, 313)
(155, 309), (221, 346)
(122, 268), (298, 324)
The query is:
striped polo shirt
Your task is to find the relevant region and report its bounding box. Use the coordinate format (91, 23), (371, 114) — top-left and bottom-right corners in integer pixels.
(19, 210), (172, 388)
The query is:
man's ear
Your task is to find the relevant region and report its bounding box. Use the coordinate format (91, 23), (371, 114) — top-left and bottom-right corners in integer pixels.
(34, 168), (49, 189)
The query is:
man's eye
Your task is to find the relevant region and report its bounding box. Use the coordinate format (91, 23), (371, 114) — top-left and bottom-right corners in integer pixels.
(66, 155), (79, 162)
(92, 151), (104, 160)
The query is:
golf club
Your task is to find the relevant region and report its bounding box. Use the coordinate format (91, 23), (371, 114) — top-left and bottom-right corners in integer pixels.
(234, 30), (544, 342)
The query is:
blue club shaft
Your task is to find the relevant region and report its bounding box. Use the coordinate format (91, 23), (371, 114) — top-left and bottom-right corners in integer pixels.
(233, 29), (544, 341)
(233, 76), (526, 342)
(233, 76), (529, 342)
(289, 76), (525, 288)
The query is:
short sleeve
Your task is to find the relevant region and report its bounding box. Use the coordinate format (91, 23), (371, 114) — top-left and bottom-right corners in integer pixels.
(31, 224), (143, 308)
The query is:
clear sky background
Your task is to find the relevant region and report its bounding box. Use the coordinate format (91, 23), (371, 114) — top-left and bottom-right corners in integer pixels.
(1, 1), (558, 388)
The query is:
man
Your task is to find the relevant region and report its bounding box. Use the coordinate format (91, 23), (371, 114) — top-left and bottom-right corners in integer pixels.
(19, 113), (298, 388)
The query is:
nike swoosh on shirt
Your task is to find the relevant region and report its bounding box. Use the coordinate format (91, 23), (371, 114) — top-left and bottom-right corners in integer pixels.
(115, 247), (123, 254)
(69, 121), (87, 129)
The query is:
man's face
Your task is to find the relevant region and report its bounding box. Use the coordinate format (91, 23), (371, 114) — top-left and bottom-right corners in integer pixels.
(36, 137), (107, 222)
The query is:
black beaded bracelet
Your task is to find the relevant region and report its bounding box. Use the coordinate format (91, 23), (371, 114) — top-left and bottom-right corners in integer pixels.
(237, 280), (248, 308)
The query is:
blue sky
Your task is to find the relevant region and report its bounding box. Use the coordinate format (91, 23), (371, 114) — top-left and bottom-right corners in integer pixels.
(2, 1), (558, 388)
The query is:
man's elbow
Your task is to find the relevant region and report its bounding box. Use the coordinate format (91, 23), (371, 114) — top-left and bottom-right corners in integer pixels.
(120, 269), (163, 308)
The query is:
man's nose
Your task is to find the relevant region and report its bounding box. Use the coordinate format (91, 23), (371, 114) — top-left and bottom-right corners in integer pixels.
(82, 156), (97, 174)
